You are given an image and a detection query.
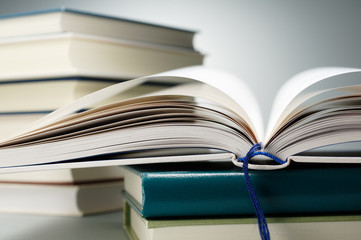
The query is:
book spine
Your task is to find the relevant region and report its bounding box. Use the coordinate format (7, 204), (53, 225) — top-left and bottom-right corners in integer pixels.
(139, 167), (361, 218)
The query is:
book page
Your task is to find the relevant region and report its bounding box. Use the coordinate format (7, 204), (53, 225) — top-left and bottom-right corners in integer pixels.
(0, 152), (235, 174)
(3, 66), (264, 143)
(266, 67), (361, 142)
(3, 96), (253, 149)
(143, 82), (258, 142)
(267, 85), (361, 144)
(144, 66), (264, 140)
(266, 94), (361, 160)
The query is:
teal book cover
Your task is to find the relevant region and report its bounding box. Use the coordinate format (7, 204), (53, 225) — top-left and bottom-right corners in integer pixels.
(122, 161), (361, 218)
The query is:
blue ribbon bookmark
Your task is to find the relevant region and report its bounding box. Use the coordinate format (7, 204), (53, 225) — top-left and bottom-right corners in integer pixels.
(237, 143), (287, 240)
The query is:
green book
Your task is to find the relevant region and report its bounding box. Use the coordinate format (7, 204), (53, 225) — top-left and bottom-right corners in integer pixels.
(123, 201), (361, 240)
(122, 161), (361, 218)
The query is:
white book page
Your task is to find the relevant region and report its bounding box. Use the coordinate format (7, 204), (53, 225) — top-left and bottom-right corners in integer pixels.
(265, 91), (361, 159)
(266, 67), (361, 142)
(267, 85), (361, 144)
(290, 155), (361, 164)
(144, 66), (264, 140)
(278, 130), (361, 161)
(0, 152), (235, 174)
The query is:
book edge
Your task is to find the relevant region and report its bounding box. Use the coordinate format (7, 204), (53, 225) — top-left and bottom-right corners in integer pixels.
(0, 7), (196, 33)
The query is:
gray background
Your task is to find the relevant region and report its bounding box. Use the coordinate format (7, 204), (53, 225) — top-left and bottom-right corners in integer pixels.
(1, 0), (361, 122)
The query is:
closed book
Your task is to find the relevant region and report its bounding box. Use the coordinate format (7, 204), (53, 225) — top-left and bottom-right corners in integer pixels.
(0, 33), (203, 81)
(0, 166), (124, 184)
(0, 112), (47, 141)
(0, 7), (196, 50)
(0, 77), (166, 113)
(0, 166), (124, 216)
(124, 201), (361, 240)
(122, 161), (361, 218)
(0, 180), (124, 216)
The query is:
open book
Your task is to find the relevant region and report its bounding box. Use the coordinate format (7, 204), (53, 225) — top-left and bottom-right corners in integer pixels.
(1, 66), (360, 173)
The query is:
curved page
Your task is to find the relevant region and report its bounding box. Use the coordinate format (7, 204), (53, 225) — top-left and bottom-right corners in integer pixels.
(3, 66), (263, 143)
(266, 67), (361, 141)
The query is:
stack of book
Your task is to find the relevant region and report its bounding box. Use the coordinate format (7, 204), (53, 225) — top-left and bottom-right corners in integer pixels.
(0, 8), (361, 240)
(0, 7), (203, 81)
(0, 7), (204, 139)
(121, 162), (361, 240)
(0, 8), (203, 216)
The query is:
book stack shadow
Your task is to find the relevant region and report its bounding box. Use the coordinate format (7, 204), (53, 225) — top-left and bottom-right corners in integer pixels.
(0, 8), (203, 216)
(121, 161), (361, 240)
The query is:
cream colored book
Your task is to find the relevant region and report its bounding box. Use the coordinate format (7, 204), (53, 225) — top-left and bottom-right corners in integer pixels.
(0, 7), (196, 50)
(0, 112), (47, 141)
(0, 32), (203, 81)
(124, 201), (361, 240)
(0, 180), (124, 216)
(0, 166), (124, 216)
(0, 78), (166, 113)
(0, 66), (360, 173)
(0, 166), (124, 184)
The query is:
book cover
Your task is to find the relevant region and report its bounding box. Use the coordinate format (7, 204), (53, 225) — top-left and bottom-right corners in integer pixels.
(122, 161), (361, 218)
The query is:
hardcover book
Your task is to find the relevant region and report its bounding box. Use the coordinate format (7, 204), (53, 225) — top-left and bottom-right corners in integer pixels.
(123, 201), (361, 240)
(0, 180), (124, 216)
(0, 66), (359, 173)
(0, 77), (167, 113)
(121, 162), (361, 218)
(0, 33), (203, 81)
(0, 7), (196, 50)
(0, 166), (124, 216)
(0, 166), (124, 184)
